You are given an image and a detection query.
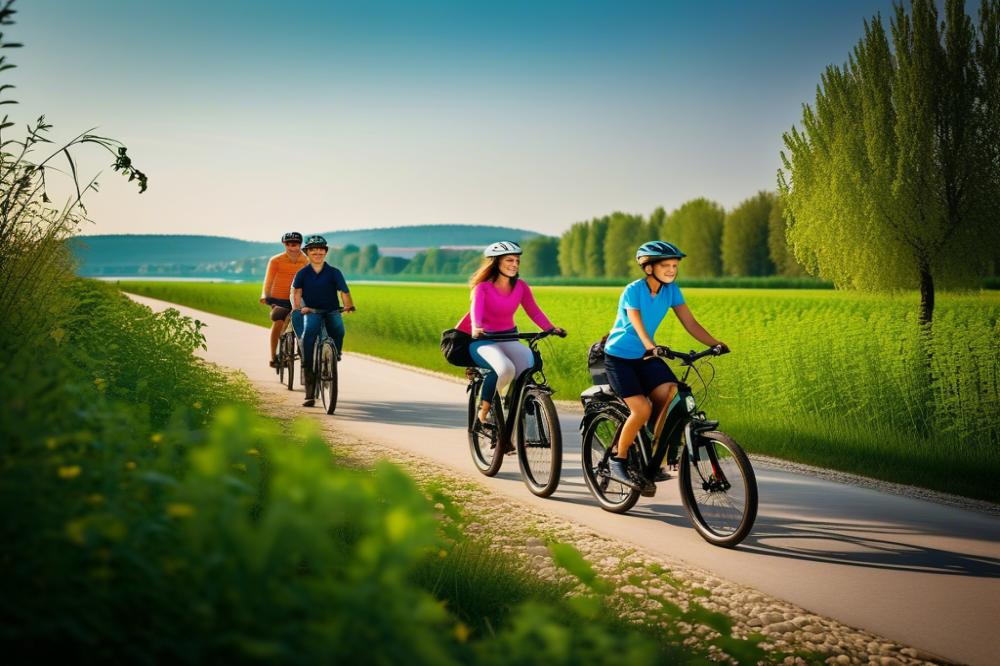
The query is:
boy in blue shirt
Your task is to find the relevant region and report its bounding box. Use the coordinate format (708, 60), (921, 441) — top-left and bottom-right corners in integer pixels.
(291, 235), (356, 407)
(603, 241), (728, 489)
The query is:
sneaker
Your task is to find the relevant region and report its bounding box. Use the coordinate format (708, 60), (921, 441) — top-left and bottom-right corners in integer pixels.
(302, 398), (315, 407)
(608, 458), (639, 489)
(654, 467), (671, 482)
(269, 356), (280, 368)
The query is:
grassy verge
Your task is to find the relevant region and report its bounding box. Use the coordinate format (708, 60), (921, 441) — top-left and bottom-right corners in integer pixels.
(122, 280), (1000, 503)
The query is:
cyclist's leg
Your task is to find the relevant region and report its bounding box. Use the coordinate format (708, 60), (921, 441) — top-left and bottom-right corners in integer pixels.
(604, 355), (652, 459)
(322, 311), (345, 355)
(495, 340), (534, 391)
(469, 341), (513, 421)
(267, 301), (291, 363)
(301, 312), (320, 369)
(290, 308), (304, 340)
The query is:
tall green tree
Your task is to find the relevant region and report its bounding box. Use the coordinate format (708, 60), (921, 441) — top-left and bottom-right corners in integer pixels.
(558, 228), (575, 277)
(722, 192), (775, 277)
(583, 216), (609, 277)
(645, 207), (665, 242)
(357, 244), (380, 273)
(665, 198), (725, 277)
(519, 236), (560, 277)
(779, 0), (1000, 324)
(571, 223), (589, 277)
(603, 212), (644, 277)
(767, 199), (807, 277)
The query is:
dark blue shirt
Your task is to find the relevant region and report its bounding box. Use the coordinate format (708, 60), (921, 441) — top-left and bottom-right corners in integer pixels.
(292, 263), (350, 311)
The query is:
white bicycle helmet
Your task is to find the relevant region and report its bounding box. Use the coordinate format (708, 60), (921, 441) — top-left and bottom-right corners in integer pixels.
(484, 240), (523, 257)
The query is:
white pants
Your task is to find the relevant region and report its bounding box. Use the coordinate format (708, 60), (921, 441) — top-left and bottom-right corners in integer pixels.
(471, 340), (534, 398)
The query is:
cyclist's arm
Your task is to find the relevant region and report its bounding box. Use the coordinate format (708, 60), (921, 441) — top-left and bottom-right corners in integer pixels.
(519, 282), (555, 331)
(626, 308), (656, 351)
(291, 287), (304, 311)
(340, 291), (355, 311)
(673, 304), (724, 348)
(260, 258), (277, 303)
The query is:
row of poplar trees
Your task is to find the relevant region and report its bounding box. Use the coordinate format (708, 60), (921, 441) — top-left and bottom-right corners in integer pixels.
(550, 192), (802, 280)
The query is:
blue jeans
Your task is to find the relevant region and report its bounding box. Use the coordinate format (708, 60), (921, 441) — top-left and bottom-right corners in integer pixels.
(300, 311), (345, 368)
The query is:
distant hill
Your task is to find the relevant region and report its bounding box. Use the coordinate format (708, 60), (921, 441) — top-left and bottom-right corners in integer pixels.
(70, 225), (545, 276)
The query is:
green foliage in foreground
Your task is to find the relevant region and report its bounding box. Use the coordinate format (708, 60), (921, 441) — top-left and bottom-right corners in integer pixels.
(125, 281), (1000, 502)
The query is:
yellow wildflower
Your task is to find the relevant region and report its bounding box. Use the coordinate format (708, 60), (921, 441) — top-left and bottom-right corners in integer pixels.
(125, 461), (136, 470)
(453, 623), (470, 643)
(150, 433), (164, 444)
(58, 465), (81, 479)
(166, 503), (195, 518)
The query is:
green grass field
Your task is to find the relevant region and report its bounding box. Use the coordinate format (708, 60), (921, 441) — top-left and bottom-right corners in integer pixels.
(122, 280), (1000, 502)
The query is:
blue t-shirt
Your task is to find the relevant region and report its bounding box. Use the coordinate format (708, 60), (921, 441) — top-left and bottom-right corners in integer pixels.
(604, 279), (685, 359)
(292, 263), (350, 312)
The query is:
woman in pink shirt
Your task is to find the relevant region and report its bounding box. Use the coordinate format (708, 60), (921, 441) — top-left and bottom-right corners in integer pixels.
(455, 241), (565, 424)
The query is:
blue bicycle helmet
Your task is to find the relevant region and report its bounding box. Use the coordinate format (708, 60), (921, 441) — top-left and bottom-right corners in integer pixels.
(635, 240), (685, 265)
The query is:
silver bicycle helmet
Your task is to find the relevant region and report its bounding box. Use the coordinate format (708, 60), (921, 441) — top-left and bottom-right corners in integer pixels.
(484, 241), (523, 257)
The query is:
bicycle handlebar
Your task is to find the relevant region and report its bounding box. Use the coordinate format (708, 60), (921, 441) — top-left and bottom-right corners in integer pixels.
(647, 344), (728, 364)
(303, 306), (355, 314)
(477, 328), (566, 345)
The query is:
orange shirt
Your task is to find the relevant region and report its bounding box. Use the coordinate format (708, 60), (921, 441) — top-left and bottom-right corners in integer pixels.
(261, 252), (308, 301)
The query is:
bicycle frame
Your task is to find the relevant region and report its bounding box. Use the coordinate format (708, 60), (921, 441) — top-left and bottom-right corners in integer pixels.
(468, 332), (557, 445)
(581, 372), (716, 483)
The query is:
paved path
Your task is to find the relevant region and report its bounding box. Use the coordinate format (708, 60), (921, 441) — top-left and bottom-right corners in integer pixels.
(132, 294), (1000, 666)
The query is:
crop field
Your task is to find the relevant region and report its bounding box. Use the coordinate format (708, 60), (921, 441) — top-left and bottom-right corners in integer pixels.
(122, 280), (1000, 501)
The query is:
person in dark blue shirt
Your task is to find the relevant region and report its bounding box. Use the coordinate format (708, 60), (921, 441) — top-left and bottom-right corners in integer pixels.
(291, 235), (356, 407)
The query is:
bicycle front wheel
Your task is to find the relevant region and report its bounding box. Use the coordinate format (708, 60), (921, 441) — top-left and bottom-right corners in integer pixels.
(319, 340), (339, 415)
(580, 410), (639, 513)
(468, 381), (507, 477)
(516, 389), (562, 498)
(678, 430), (757, 548)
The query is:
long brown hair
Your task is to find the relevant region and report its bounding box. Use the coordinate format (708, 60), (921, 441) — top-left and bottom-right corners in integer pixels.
(469, 255), (520, 288)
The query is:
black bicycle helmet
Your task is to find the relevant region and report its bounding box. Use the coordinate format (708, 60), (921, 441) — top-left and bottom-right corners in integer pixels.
(303, 234), (328, 250)
(281, 231), (303, 243)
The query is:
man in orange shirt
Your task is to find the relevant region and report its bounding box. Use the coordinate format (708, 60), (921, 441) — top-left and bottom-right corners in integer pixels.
(260, 232), (308, 366)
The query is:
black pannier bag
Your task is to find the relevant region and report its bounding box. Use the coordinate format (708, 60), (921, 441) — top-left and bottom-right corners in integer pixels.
(588, 335), (609, 384)
(440, 328), (474, 367)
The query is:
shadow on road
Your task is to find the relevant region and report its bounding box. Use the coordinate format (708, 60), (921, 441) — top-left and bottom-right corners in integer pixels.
(737, 516), (1000, 577)
(335, 400), (467, 428)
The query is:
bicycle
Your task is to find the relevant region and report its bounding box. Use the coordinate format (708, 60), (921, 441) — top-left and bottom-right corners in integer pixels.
(466, 329), (566, 497)
(579, 345), (758, 547)
(276, 316), (299, 391)
(303, 306), (351, 415)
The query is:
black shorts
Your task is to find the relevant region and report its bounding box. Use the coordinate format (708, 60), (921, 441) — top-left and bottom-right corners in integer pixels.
(265, 297), (292, 321)
(604, 352), (678, 398)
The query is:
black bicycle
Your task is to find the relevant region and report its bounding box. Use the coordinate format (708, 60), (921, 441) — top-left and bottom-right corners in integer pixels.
(276, 317), (299, 391)
(305, 306), (351, 415)
(579, 345), (758, 547)
(466, 329), (566, 497)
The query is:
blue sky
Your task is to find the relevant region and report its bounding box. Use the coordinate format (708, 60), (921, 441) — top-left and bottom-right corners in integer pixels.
(12, 0), (897, 240)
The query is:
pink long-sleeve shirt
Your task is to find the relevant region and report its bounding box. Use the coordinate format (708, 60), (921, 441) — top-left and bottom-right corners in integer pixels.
(456, 280), (554, 334)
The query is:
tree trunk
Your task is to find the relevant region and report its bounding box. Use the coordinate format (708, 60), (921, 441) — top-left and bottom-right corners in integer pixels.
(918, 260), (935, 327)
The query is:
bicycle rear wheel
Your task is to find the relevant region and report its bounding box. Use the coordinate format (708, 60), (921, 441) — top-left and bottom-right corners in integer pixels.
(468, 379), (507, 477)
(516, 389), (562, 497)
(678, 430), (757, 548)
(318, 339), (339, 415)
(279, 332), (295, 391)
(580, 411), (639, 513)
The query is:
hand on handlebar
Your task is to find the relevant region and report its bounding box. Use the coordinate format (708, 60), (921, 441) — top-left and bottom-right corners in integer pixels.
(644, 345), (675, 360)
(711, 343), (730, 355)
(548, 327), (567, 338)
